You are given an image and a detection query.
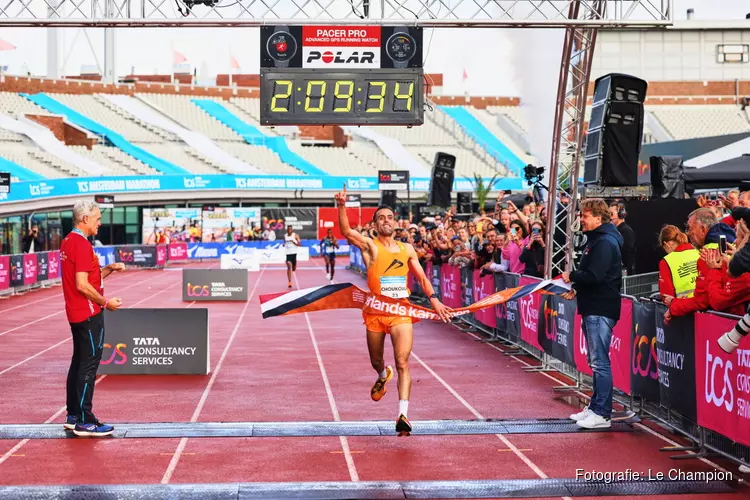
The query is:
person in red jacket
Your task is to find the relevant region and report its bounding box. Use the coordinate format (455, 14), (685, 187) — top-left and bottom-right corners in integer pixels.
(664, 209), (736, 322)
(702, 246), (750, 316)
(657, 225), (699, 302)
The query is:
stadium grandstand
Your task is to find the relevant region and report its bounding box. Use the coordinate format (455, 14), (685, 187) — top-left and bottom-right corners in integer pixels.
(2, 6), (750, 498)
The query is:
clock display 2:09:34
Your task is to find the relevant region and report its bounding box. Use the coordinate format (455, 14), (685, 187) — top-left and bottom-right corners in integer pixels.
(269, 78), (417, 113)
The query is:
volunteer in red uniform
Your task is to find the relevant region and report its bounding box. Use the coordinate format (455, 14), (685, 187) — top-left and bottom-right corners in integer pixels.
(335, 186), (452, 435)
(61, 200), (125, 437)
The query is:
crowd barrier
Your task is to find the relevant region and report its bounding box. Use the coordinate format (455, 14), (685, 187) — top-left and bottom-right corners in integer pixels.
(350, 246), (750, 465)
(0, 250), (61, 297)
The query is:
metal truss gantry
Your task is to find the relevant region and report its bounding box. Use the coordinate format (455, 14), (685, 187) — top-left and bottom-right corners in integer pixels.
(0, 0), (670, 27)
(1, 0), (671, 275)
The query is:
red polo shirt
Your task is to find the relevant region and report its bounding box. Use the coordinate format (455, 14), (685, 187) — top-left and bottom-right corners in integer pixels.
(60, 230), (103, 324)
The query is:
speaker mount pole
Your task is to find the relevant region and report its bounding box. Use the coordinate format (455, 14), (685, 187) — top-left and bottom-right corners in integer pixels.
(543, 0), (606, 279)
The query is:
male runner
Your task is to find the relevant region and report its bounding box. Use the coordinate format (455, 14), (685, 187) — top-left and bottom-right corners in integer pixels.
(61, 199), (125, 437)
(320, 229), (339, 282)
(284, 225), (301, 289)
(334, 187), (452, 435)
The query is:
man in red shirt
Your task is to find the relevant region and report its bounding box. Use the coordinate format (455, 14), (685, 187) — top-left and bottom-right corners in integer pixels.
(61, 200), (124, 437)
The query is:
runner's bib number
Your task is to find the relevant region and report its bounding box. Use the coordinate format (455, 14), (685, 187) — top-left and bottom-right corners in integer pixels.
(380, 276), (408, 299)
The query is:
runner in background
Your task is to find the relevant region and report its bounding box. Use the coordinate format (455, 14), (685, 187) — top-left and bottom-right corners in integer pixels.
(321, 229), (339, 283)
(285, 225), (301, 289)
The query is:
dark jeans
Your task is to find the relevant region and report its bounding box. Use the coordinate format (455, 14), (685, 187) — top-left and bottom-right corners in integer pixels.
(66, 312), (105, 424)
(582, 315), (616, 419)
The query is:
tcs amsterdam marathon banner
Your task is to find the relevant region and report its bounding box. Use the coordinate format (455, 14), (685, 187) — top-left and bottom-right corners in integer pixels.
(260, 279), (571, 322)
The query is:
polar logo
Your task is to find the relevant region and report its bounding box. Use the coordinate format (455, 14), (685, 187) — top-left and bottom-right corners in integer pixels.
(306, 50), (375, 64)
(705, 341), (734, 412)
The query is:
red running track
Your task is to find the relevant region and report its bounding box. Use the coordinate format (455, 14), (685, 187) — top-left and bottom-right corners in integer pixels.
(0, 259), (747, 499)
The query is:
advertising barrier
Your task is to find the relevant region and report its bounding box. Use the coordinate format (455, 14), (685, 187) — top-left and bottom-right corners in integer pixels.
(99, 308), (210, 375)
(183, 269), (249, 301)
(22, 253), (37, 286)
(696, 312), (750, 447)
(655, 302), (697, 421)
(115, 245), (160, 267)
(36, 252), (49, 282)
(9, 254), (23, 287)
(186, 240), (342, 260)
(573, 298), (633, 395)
(94, 246), (116, 267)
(0, 255), (9, 291)
(221, 252), (260, 271)
(168, 242), (189, 261)
(345, 244), (750, 455)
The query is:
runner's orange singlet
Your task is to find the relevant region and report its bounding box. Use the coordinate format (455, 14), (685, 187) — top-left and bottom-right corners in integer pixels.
(367, 239), (410, 299)
(363, 239), (413, 333)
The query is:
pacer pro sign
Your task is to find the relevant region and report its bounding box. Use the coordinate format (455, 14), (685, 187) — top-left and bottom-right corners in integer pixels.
(182, 269), (249, 301)
(99, 309), (209, 375)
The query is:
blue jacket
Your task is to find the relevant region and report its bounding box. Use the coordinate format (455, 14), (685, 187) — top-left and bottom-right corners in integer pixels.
(571, 223), (624, 321)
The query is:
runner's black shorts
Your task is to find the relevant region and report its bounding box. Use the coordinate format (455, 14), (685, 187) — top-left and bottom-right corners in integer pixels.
(286, 253), (297, 270)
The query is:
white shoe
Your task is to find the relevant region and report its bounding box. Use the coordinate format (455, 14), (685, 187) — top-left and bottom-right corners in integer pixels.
(570, 406), (593, 422)
(740, 465), (750, 474)
(330, 280), (334, 284)
(326, 273), (331, 280)
(576, 413), (611, 429)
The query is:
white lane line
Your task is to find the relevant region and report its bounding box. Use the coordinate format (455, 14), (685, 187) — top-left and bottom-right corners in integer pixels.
(160, 268), (265, 485)
(296, 271), (359, 482)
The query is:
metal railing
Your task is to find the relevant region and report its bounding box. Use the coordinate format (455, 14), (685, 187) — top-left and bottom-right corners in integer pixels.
(622, 271), (659, 299)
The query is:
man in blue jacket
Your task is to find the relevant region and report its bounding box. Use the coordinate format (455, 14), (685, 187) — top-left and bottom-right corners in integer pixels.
(562, 198), (624, 430)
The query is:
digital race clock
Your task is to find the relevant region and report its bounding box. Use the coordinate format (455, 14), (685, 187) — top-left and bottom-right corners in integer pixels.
(259, 68), (424, 126)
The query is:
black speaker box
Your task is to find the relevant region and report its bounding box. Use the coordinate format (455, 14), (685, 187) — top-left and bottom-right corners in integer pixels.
(427, 152), (456, 207)
(650, 155), (686, 199)
(584, 73), (648, 187)
(456, 192), (472, 214)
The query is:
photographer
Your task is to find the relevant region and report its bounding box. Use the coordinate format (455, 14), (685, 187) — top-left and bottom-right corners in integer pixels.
(519, 221), (546, 278)
(22, 224), (43, 254)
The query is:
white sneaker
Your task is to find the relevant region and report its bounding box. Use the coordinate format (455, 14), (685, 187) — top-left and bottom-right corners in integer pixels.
(576, 412), (611, 429)
(326, 273), (331, 280)
(570, 406), (593, 422)
(739, 465), (750, 474)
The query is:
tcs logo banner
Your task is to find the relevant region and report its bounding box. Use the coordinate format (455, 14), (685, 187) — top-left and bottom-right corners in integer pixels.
(186, 283), (210, 297)
(101, 343), (128, 365)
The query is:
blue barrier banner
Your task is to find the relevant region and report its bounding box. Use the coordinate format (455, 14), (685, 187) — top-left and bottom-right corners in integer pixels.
(186, 240), (350, 259)
(94, 246), (116, 267)
(0, 174), (524, 203)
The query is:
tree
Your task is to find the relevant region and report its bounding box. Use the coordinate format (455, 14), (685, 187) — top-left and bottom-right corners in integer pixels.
(467, 172), (502, 212)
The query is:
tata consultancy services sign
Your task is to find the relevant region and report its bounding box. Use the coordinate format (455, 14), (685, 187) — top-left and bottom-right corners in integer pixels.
(99, 308), (209, 375)
(182, 269), (249, 301)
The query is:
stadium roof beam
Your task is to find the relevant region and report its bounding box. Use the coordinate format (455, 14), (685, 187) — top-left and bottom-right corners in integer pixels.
(0, 0), (671, 27)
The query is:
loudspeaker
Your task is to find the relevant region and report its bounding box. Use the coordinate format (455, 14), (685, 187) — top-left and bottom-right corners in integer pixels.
(427, 152), (456, 207)
(583, 73), (648, 187)
(650, 155), (686, 199)
(380, 190), (397, 208)
(456, 192), (472, 214)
